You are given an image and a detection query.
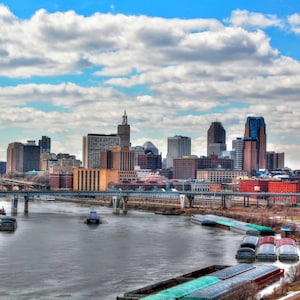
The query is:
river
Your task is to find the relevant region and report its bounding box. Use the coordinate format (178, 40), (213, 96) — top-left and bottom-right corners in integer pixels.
(0, 198), (257, 299)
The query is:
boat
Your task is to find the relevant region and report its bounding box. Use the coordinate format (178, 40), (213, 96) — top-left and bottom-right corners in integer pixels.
(118, 264), (284, 300)
(0, 216), (17, 232)
(86, 210), (100, 225)
(155, 209), (180, 215)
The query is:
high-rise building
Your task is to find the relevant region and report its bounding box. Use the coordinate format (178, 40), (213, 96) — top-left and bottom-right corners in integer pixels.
(38, 136), (51, 154)
(207, 121), (226, 157)
(6, 142), (24, 174)
(82, 134), (120, 168)
(6, 140), (40, 174)
(23, 140), (40, 172)
(100, 146), (138, 183)
(232, 137), (244, 170)
(266, 151), (285, 170)
(166, 135), (191, 169)
(117, 111), (131, 148)
(243, 116), (267, 174)
(82, 112), (131, 168)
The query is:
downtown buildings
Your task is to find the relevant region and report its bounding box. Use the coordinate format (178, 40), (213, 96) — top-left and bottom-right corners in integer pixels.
(3, 113), (289, 192)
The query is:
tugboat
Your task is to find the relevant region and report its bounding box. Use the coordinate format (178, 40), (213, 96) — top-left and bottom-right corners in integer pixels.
(0, 206), (6, 215)
(86, 209), (100, 225)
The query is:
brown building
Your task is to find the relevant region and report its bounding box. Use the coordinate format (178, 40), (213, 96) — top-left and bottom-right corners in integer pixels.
(73, 168), (101, 191)
(49, 172), (73, 190)
(137, 153), (162, 170)
(266, 151), (285, 170)
(173, 155), (234, 179)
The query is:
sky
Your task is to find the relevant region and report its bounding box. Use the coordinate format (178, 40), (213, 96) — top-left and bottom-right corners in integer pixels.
(0, 1), (300, 169)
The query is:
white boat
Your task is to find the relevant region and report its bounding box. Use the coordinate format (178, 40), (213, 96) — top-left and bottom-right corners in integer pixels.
(86, 210), (100, 225)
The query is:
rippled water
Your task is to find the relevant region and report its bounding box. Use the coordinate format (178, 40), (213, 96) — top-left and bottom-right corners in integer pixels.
(0, 198), (244, 299)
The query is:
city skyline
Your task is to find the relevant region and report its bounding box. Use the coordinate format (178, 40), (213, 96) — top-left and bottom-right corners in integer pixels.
(0, 1), (300, 168)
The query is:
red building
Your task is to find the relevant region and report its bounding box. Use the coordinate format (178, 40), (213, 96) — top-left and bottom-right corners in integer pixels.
(239, 179), (269, 192)
(239, 179), (300, 203)
(268, 181), (300, 203)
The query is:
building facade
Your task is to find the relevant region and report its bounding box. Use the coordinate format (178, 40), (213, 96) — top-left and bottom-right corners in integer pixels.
(38, 136), (51, 154)
(207, 121), (226, 157)
(173, 155), (234, 179)
(196, 169), (248, 183)
(6, 142), (24, 174)
(166, 135), (191, 169)
(82, 134), (120, 168)
(73, 168), (101, 191)
(243, 116), (267, 175)
(137, 153), (162, 170)
(266, 151), (285, 170)
(23, 140), (40, 172)
(232, 137), (244, 170)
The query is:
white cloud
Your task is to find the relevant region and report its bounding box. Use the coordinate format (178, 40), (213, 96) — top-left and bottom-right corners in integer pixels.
(288, 13), (300, 34)
(227, 9), (283, 29)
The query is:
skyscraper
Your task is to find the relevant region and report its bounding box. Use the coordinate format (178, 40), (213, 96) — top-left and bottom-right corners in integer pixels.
(82, 112), (131, 168)
(6, 140), (40, 174)
(207, 121), (226, 157)
(6, 142), (24, 174)
(243, 116), (267, 174)
(39, 136), (51, 154)
(166, 135), (191, 169)
(23, 140), (40, 172)
(232, 137), (244, 170)
(82, 134), (120, 168)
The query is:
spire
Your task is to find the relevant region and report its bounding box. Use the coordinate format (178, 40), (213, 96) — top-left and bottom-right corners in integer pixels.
(122, 110), (128, 125)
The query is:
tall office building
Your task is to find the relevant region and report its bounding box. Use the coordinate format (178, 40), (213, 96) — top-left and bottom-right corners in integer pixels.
(6, 140), (40, 174)
(266, 151), (284, 170)
(166, 135), (191, 169)
(82, 134), (120, 168)
(232, 137), (244, 170)
(82, 112), (131, 168)
(207, 121), (226, 157)
(243, 116), (267, 174)
(6, 142), (24, 174)
(23, 140), (40, 172)
(39, 136), (51, 154)
(117, 111), (131, 148)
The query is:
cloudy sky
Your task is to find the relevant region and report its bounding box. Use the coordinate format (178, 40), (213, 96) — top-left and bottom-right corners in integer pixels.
(0, 1), (300, 169)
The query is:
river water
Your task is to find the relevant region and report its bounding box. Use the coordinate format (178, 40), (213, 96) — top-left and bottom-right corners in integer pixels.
(0, 198), (258, 299)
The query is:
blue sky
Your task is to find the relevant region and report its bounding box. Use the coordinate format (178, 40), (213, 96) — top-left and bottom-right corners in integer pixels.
(0, 0), (300, 169)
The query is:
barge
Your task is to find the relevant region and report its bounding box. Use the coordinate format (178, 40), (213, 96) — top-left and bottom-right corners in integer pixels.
(190, 214), (273, 236)
(117, 264), (284, 300)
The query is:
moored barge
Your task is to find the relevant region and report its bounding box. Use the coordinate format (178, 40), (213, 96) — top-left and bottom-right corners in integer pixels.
(117, 264), (284, 300)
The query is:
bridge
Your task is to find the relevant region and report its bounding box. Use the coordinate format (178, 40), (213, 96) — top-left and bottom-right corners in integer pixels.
(1, 190), (299, 215)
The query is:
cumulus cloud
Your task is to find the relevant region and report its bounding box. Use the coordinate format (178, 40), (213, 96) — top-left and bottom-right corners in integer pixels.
(227, 9), (283, 29)
(0, 5), (300, 168)
(288, 13), (300, 34)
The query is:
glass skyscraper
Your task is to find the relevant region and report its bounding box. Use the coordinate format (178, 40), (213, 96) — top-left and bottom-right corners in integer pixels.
(243, 116), (267, 174)
(207, 121), (226, 157)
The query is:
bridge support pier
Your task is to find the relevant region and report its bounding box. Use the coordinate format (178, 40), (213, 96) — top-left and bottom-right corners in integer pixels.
(187, 195), (194, 208)
(179, 194), (186, 209)
(121, 196), (128, 215)
(11, 195), (18, 215)
(24, 195), (29, 214)
(112, 196), (120, 214)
